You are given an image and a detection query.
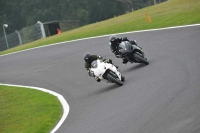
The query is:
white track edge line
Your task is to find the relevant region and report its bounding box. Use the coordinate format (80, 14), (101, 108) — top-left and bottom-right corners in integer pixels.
(0, 23), (200, 131)
(0, 83), (69, 133)
(0, 23), (200, 58)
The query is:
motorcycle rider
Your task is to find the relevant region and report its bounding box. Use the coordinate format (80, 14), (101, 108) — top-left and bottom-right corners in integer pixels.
(109, 35), (138, 65)
(84, 52), (124, 82)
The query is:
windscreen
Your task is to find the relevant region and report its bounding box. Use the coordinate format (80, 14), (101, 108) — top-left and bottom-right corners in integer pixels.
(91, 60), (98, 68)
(118, 41), (131, 53)
(118, 42), (126, 50)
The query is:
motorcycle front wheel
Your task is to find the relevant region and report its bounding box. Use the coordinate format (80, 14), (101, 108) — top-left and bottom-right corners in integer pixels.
(107, 72), (123, 86)
(134, 53), (149, 65)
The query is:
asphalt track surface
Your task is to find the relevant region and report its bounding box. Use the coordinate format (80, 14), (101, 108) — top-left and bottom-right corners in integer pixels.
(0, 25), (200, 133)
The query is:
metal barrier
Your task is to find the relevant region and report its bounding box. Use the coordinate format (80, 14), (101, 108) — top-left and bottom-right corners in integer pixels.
(0, 0), (167, 52)
(0, 21), (45, 52)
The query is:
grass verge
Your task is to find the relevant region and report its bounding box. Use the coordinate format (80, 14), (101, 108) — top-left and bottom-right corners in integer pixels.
(0, 0), (200, 56)
(0, 0), (200, 132)
(0, 85), (62, 133)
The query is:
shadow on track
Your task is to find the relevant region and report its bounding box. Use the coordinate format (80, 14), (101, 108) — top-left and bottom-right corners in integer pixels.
(121, 58), (153, 73)
(88, 84), (121, 97)
(122, 64), (147, 73)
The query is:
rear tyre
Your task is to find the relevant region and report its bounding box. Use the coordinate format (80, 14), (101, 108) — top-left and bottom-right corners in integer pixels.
(134, 53), (149, 65)
(107, 73), (123, 86)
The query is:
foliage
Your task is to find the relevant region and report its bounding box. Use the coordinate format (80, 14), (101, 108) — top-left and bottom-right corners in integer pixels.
(0, 0), (199, 56)
(0, 0), (161, 37)
(0, 0), (121, 36)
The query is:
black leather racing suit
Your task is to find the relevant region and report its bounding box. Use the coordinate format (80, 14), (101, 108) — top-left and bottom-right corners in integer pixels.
(110, 37), (137, 64)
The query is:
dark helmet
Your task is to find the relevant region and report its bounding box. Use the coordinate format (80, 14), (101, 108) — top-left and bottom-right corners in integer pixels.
(83, 52), (92, 63)
(109, 35), (117, 43)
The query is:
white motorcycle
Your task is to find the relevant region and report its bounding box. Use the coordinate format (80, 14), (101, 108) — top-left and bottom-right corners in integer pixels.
(89, 59), (124, 86)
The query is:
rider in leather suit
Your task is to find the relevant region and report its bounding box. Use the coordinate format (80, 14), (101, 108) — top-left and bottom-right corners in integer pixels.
(109, 35), (138, 65)
(83, 52), (124, 82)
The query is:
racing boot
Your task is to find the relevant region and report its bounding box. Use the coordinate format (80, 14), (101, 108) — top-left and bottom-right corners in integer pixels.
(122, 59), (128, 65)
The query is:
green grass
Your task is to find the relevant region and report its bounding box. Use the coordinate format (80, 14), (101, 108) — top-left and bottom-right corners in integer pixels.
(0, 0), (200, 132)
(0, 0), (200, 56)
(0, 85), (62, 133)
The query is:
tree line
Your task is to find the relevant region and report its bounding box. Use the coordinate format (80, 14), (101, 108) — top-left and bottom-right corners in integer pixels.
(0, 0), (163, 37)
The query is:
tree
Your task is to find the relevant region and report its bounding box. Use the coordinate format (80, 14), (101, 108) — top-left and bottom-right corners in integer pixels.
(88, 0), (124, 23)
(0, 0), (127, 37)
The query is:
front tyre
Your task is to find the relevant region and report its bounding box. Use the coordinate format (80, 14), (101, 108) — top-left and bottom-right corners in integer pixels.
(134, 53), (149, 65)
(107, 73), (123, 86)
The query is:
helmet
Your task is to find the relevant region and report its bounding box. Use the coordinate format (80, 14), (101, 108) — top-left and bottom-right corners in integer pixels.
(109, 35), (117, 42)
(83, 52), (92, 63)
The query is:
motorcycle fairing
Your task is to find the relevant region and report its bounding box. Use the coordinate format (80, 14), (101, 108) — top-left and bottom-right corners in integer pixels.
(90, 60), (121, 80)
(118, 41), (132, 54)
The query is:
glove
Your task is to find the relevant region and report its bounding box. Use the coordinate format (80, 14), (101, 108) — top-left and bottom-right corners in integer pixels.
(104, 59), (112, 64)
(103, 59), (108, 62)
(102, 58), (107, 62)
(129, 40), (137, 46)
(121, 37), (130, 41)
(98, 55), (105, 60)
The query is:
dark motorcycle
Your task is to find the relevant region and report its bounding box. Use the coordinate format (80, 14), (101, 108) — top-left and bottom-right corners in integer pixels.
(118, 41), (149, 65)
